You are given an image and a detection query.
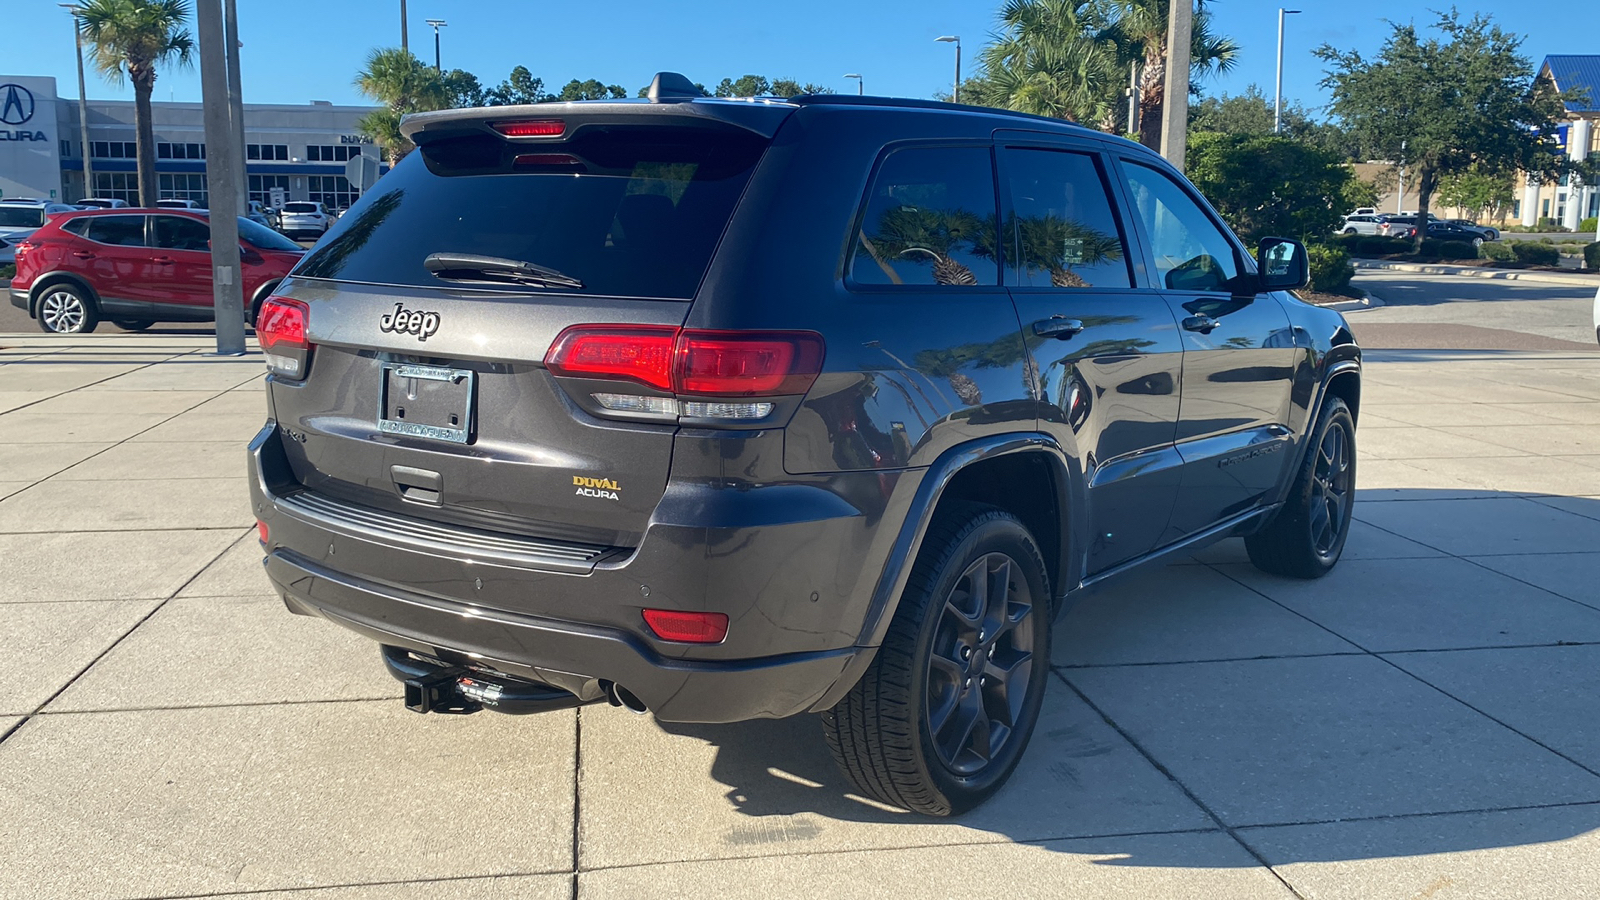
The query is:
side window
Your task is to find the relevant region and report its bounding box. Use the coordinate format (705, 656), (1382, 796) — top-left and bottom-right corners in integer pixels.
(1003, 148), (1130, 289)
(1122, 162), (1238, 293)
(851, 146), (999, 287)
(85, 215), (148, 247)
(61, 218), (90, 236)
(153, 216), (211, 251)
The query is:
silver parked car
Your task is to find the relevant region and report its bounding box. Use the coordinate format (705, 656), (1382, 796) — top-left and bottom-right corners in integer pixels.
(0, 199), (79, 265)
(1339, 214), (1383, 236)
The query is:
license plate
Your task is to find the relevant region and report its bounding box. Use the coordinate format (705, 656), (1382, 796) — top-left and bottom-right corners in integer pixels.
(378, 363), (475, 444)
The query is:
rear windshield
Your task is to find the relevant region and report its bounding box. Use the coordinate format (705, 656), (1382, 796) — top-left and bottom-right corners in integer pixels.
(0, 207), (45, 228)
(283, 202), (318, 213)
(293, 125), (768, 300)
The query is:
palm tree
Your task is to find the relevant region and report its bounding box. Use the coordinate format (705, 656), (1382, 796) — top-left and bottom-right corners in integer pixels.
(973, 0), (1123, 126)
(354, 48), (451, 164)
(1102, 0), (1239, 149)
(73, 0), (194, 207)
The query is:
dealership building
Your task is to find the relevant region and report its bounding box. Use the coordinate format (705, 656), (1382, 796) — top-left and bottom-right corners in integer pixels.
(0, 74), (384, 209)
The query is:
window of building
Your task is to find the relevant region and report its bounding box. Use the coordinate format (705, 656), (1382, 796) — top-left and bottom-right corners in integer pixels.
(851, 146), (1000, 287)
(93, 172), (140, 203)
(308, 174), (359, 210)
(248, 174), (291, 206)
(158, 173), (209, 208)
(1002, 148), (1131, 289)
(90, 141), (137, 159)
(246, 143), (290, 161)
(156, 142), (206, 160)
(306, 144), (361, 162)
(60, 139), (72, 158)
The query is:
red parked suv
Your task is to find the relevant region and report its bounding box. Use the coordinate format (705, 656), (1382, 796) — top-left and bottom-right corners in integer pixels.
(7, 208), (304, 334)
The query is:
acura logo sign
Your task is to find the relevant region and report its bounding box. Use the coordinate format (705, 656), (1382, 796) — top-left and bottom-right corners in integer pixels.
(0, 84), (35, 126)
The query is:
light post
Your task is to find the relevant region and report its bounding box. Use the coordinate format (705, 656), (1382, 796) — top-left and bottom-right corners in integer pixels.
(426, 19), (446, 72)
(59, 4), (92, 200)
(400, 0), (408, 53)
(1274, 8), (1301, 134)
(844, 73), (862, 95)
(936, 35), (961, 103)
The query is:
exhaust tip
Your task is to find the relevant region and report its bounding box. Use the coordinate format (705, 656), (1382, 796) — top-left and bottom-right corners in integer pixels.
(605, 682), (649, 715)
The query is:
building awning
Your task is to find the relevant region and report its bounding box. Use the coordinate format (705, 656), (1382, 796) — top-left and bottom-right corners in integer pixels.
(58, 159), (388, 177)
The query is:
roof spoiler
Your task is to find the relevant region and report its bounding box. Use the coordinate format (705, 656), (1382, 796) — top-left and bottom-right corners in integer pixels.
(647, 72), (704, 103)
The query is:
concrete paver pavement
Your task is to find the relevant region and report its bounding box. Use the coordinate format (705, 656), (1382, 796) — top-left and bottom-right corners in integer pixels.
(1, 334), (1598, 898)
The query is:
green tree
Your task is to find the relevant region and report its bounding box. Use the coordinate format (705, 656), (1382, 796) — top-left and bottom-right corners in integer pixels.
(714, 75), (770, 97)
(972, 0), (1123, 126)
(354, 48), (450, 164)
(1187, 84), (1352, 153)
(73, 0), (194, 206)
(553, 79), (627, 101)
(1437, 167), (1516, 221)
(485, 65), (547, 105)
(1316, 11), (1573, 252)
(769, 78), (831, 96)
(441, 68), (484, 108)
(1185, 132), (1353, 243)
(1102, 0), (1239, 149)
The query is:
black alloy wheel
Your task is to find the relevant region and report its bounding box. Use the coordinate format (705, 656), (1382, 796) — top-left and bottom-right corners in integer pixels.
(1307, 419), (1353, 558)
(1246, 396), (1357, 578)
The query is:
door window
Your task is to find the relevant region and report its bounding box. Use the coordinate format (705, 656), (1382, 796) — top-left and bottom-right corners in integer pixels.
(1003, 148), (1130, 289)
(1122, 163), (1238, 293)
(84, 215), (148, 247)
(152, 216), (211, 251)
(851, 146), (999, 287)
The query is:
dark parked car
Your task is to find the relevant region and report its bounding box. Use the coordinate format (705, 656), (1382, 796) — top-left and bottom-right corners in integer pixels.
(8, 208), (304, 333)
(248, 74), (1362, 816)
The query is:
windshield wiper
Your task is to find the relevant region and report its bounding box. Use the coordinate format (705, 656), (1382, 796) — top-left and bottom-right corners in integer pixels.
(424, 252), (584, 289)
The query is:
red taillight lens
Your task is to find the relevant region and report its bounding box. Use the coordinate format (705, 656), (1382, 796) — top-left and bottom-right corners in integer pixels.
(642, 609), (729, 644)
(545, 326), (824, 399)
(677, 331), (824, 397)
(257, 295), (311, 378)
(492, 119), (565, 137)
(545, 326), (677, 391)
(256, 519), (269, 545)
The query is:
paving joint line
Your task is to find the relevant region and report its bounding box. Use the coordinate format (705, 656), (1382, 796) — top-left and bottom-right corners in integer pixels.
(1050, 670), (1310, 900)
(572, 706), (583, 899)
(28, 695), (404, 717)
(1050, 637), (1600, 671)
(0, 348), (199, 417)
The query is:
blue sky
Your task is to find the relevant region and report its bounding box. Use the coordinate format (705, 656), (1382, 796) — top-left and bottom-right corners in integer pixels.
(2, 0), (1568, 115)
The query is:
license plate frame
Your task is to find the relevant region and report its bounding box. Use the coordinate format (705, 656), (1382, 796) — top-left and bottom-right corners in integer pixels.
(377, 363), (475, 444)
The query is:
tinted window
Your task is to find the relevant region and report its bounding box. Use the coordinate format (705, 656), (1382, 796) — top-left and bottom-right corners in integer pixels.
(1122, 163), (1237, 292)
(237, 217), (301, 252)
(61, 217), (90, 236)
(1003, 149), (1130, 289)
(296, 127), (768, 300)
(85, 215), (148, 247)
(283, 202), (318, 213)
(153, 215), (210, 251)
(0, 207), (45, 228)
(852, 146), (999, 287)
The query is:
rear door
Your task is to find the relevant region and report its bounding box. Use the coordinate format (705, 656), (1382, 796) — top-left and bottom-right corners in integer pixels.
(148, 215), (215, 312)
(78, 214), (162, 307)
(998, 139), (1184, 575)
(1112, 157), (1297, 543)
(269, 118), (775, 550)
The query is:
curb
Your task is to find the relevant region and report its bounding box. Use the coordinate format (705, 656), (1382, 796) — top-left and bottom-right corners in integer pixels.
(1353, 259), (1598, 287)
(1314, 289), (1381, 313)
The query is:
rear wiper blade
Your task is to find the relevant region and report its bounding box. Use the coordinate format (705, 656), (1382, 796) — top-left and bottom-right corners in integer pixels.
(424, 252), (584, 289)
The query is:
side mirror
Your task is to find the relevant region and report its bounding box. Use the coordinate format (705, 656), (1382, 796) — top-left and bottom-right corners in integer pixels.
(1256, 237), (1309, 292)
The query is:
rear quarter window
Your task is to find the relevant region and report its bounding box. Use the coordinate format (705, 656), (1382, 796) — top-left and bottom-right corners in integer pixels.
(850, 145), (999, 288)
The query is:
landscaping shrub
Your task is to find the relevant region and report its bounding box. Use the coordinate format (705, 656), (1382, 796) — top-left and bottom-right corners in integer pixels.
(1580, 216), (1597, 234)
(1436, 240), (1479, 260)
(1584, 241), (1600, 270)
(1306, 243), (1355, 294)
(1511, 241), (1560, 266)
(1480, 241), (1516, 262)
(1536, 217), (1569, 232)
(1354, 235), (1410, 256)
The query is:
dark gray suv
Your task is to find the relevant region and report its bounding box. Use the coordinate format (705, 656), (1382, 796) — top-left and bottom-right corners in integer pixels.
(248, 73), (1361, 815)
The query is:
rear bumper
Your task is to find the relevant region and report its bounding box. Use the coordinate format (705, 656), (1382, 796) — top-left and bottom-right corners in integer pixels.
(247, 423), (879, 723)
(9, 287), (27, 311)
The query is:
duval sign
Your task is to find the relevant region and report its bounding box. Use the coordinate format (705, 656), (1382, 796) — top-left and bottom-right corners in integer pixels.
(0, 83), (46, 142)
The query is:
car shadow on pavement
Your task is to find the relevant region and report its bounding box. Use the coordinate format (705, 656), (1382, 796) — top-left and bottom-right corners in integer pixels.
(657, 491), (1600, 867)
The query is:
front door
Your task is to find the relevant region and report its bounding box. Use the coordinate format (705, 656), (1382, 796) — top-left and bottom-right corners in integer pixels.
(148, 215), (215, 312)
(999, 142), (1185, 576)
(1114, 159), (1298, 542)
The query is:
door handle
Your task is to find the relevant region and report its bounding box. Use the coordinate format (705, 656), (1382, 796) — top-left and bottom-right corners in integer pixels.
(1182, 315), (1220, 334)
(71, 250), (94, 259)
(1032, 317), (1085, 340)
(150, 256), (174, 264)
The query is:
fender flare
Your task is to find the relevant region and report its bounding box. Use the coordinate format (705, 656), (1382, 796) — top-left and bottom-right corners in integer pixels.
(27, 271), (100, 319)
(1268, 349), (1361, 509)
(808, 433), (1083, 713)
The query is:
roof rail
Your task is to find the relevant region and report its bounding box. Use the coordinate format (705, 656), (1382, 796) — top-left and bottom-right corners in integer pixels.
(786, 93), (1089, 129)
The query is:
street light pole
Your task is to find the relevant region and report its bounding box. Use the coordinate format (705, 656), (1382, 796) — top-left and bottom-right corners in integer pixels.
(936, 35), (961, 103)
(844, 73), (862, 95)
(1274, 8), (1301, 134)
(399, 0), (407, 53)
(426, 19), (446, 72)
(60, 5), (92, 201)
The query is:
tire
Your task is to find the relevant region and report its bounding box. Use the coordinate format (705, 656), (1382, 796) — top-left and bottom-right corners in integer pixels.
(1343, 228), (1357, 235)
(36, 284), (99, 334)
(1246, 396), (1357, 578)
(111, 319), (153, 332)
(822, 503), (1051, 816)
(1485, 230), (1499, 242)
(1473, 237), (1484, 248)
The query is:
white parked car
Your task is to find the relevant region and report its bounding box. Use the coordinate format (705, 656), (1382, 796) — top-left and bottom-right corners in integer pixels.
(279, 201), (333, 239)
(156, 198), (204, 210)
(1339, 214), (1383, 236)
(0, 199), (79, 265)
(77, 197), (130, 209)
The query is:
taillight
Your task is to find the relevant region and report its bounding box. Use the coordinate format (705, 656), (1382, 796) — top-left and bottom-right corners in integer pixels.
(256, 519), (269, 545)
(544, 326), (824, 422)
(492, 119), (565, 138)
(257, 295), (311, 379)
(642, 609), (729, 644)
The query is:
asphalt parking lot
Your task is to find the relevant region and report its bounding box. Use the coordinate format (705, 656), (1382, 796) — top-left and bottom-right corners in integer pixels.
(1, 292), (1599, 897)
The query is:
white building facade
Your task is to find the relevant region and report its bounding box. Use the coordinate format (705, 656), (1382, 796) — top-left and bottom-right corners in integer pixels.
(0, 73), (383, 209)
